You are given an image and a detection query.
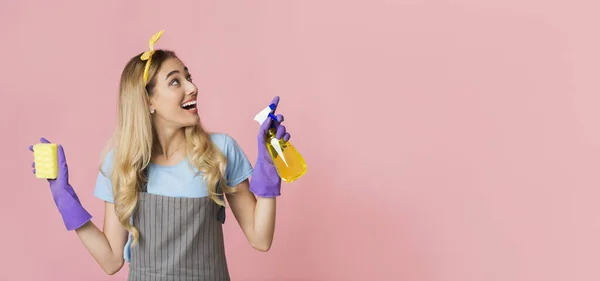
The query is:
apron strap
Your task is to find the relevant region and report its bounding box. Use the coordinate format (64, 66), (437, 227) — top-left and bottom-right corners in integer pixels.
(216, 181), (226, 224)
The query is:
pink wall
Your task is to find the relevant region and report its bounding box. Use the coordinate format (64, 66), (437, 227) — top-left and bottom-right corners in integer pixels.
(3, 0), (600, 280)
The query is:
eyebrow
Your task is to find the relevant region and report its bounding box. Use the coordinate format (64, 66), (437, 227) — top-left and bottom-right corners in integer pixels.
(165, 66), (189, 80)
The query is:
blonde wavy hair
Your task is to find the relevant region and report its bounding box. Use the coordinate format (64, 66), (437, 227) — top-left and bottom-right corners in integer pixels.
(100, 50), (236, 245)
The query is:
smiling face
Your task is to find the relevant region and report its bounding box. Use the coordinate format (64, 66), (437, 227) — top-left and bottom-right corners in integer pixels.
(148, 57), (199, 130)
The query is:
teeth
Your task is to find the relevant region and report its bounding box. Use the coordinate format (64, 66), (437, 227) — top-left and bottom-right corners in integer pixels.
(181, 100), (197, 108)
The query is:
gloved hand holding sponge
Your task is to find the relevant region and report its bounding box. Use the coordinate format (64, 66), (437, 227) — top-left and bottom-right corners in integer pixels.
(29, 138), (92, 231)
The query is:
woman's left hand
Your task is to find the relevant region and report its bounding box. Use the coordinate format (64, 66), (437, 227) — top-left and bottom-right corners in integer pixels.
(250, 96), (291, 197)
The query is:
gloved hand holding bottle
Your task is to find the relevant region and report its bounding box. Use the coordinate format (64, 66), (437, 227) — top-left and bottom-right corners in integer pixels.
(29, 138), (93, 231)
(249, 96), (290, 197)
(249, 96), (306, 197)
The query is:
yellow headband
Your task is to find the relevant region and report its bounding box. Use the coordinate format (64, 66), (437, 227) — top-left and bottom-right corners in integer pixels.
(140, 29), (164, 85)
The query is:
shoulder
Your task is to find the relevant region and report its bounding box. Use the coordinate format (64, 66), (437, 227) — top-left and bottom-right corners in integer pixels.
(209, 133), (253, 185)
(99, 149), (115, 176)
(94, 149), (116, 203)
(209, 133), (245, 155)
(209, 132), (232, 150)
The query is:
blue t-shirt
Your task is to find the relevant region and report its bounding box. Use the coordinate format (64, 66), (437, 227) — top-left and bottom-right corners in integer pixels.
(93, 133), (253, 262)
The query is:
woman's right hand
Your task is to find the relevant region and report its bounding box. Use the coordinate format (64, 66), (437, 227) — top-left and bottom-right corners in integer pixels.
(30, 137), (92, 231)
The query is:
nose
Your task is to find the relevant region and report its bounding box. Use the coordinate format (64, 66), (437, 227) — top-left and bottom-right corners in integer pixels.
(185, 79), (198, 96)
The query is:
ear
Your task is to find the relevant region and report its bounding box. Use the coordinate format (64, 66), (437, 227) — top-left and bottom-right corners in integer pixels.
(148, 95), (156, 114)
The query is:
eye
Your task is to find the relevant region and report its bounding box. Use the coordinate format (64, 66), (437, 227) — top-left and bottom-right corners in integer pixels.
(187, 75), (193, 82)
(170, 79), (180, 86)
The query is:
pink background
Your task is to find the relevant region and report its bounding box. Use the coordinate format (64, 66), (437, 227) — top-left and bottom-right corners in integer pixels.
(2, 0), (600, 280)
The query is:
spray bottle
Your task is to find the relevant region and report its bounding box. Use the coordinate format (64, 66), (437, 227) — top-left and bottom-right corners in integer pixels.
(254, 103), (307, 182)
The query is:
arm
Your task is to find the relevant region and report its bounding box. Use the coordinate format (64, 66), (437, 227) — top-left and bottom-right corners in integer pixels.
(75, 202), (128, 275)
(226, 179), (276, 251)
(29, 139), (127, 275)
(222, 96), (290, 251)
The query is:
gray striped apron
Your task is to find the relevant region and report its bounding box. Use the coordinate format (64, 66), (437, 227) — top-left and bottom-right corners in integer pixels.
(127, 190), (230, 281)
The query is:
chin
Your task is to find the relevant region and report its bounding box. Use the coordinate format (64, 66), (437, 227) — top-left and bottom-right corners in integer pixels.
(182, 116), (200, 127)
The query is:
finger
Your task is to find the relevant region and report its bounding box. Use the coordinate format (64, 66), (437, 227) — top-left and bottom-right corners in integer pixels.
(57, 145), (67, 168)
(40, 138), (50, 143)
(29, 145), (33, 152)
(276, 125), (286, 139)
(283, 132), (291, 142)
(32, 168), (36, 174)
(32, 162), (35, 168)
(270, 96), (280, 113)
(260, 116), (272, 134)
(275, 114), (284, 123)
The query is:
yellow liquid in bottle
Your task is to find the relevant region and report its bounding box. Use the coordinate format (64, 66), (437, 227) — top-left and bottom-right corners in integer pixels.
(265, 129), (307, 182)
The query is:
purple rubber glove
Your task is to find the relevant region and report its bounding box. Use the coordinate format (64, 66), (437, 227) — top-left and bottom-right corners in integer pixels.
(249, 96), (291, 198)
(29, 138), (92, 231)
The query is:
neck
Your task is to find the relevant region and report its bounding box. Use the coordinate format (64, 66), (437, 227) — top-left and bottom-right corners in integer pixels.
(154, 126), (187, 161)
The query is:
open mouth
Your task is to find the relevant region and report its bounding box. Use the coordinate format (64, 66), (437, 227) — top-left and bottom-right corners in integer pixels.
(181, 100), (197, 110)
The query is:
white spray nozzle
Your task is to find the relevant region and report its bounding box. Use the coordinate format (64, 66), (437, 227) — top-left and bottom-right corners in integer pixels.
(254, 103), (278, 125)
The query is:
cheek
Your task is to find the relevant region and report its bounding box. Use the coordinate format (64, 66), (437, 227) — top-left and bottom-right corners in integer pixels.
(154, 93), (181, 112)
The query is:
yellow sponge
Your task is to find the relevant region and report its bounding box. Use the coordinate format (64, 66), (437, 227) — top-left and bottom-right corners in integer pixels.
(34, 143), (58, 179)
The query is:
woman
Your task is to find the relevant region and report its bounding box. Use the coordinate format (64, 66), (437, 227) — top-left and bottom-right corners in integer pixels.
(29, 30), (290, 281)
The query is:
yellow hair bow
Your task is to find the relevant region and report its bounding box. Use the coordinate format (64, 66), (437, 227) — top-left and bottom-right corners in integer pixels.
(140, 29), (164, 85)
